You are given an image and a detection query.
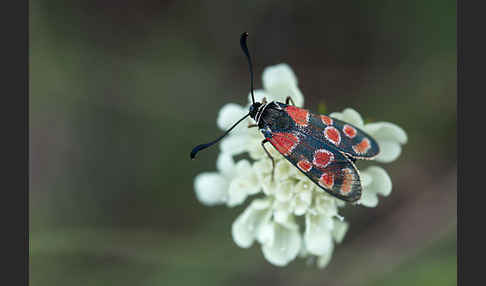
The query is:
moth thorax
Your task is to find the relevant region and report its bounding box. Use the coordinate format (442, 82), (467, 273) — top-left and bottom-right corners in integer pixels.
(249, 102), (262, 119)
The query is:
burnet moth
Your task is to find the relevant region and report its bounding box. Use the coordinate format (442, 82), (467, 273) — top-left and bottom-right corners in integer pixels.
(190, 32), (380, 202)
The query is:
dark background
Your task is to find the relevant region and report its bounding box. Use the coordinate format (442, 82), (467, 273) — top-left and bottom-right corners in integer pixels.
(30, 1), (456, 285)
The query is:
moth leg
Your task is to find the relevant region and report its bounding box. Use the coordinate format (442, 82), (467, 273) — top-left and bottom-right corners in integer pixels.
(285, 96), (295, 106)
(261, 139), (275, 181)
(248, 123), (258, 128)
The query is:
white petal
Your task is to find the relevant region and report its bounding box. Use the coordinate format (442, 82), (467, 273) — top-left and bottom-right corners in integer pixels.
(235, 160), (261, 195)
(317, 243), (334, 269)
(247, 89), (269, 106)
(335, 199), (346, 208)
(275, 179), (294, 202)
(328, 111), (344, 121)
(217, 103), (248, 131)
(253, 158), (273, 177)
(261, 175), (278, 196)
(227, 178), (249, 207)
(220, 134), (248, 156)
(293, 203), (309, 216)
(267, 85), (304, 107)
(247, 136), (268, 160)
(262, 63), (298, 90)
(364, 166), (392, 196)
(275, 160), (296, 181)
(375, 140), (402, 163)
(292, 181), (313, 216)
(194, 173), (228, 206)
(364, 122), (408, 144)
(360, 172), (373, 187)
(227, 160), (258, 207)
(261, 222), (302, 266)
(232, 199), (272, 248)
(358, 191), (378, 207)
(298, 238), (309, 258)
(257, 219), (275, 245)
(273, 204), (293, 224)
(313, 193), (338, 217)
(331, 219), (349, 243)
(340, 108), (364, 126)
(216, 153), (236, 178)
(304, 213), (334, 256)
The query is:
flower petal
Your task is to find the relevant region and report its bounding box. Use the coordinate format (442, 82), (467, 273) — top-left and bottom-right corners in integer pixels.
(261, 222), (302, 266)
(360, 172), (373, 187)
(375, 140), (402, 163)
(261, 175), (280, 195)
(235, 160), (261, 195)
(343, 108), (364, 126)
(275, 179), (295, 202)
(220, 134), (248, 156)
(262, 63), (298, 90)
(292, 181), (313, 216)
(253, 158), (273, 178)
(247, 89), (269, 106)
(363, 166), (392, 196)
(262, 64), (304, 107)
(331, 219), (348, 243)
(358, 191), (378, 207)
(216, 153), (236, 178)
(194, 172), (228, 206)
(275, 160), (296, 181)
(217, 103), (248, 131)
(364, 122), (408, 144)
(304, 213), (334, 256)
(273, 201), (293, 224)
(232, 199), (272, 248)
(313, 193), (338, 217)
(317, 243), (334, 269)
(267, 85), (304, 107)
(227, 160), (261, 207)
(227, 178), (249, 207)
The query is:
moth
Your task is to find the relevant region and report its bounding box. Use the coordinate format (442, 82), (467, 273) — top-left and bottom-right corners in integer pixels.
(191, 32), (380, 202)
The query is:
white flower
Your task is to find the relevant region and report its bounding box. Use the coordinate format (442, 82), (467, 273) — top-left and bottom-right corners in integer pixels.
(194, 63), (407, 267)
(194, 153), (261, 207)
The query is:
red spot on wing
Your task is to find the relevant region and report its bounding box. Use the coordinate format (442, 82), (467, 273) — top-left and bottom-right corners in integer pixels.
(285, 106), (309, 126)
(352, 138), (371, 154)
(268, 132), (299, 156)
(297, 159), (312, 172)
(313, 149), (334, 168)
(340, 168), (354, 194)
(320, 115), (333, 126)
(324, 126), (341, 146)
(343, 124), (357, 139)
(319, 172), (334, 189)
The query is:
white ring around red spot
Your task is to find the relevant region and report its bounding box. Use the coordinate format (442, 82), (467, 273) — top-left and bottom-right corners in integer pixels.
(319, 172), (334, 189)
(320, 115), (333, 126)
(313, 149), (334, 168)
(324, 126), (341, 146)
(297, 159), (312, 172)
(343, 124), (357, 139)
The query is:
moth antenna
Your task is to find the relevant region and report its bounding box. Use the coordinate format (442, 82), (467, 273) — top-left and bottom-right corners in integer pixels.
(190, 113), (250, 159)
(240, 32), (255, 104)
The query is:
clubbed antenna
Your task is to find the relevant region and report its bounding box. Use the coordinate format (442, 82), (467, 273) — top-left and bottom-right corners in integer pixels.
(190, 113), (250, 159)
(240, 32), (255, 104)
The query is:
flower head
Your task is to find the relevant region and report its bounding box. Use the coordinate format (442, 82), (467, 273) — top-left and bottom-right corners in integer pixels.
(194, 63), (407, 267)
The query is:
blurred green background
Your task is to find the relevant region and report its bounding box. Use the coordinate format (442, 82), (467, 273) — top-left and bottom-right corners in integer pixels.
(30, 0), (456, 285)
